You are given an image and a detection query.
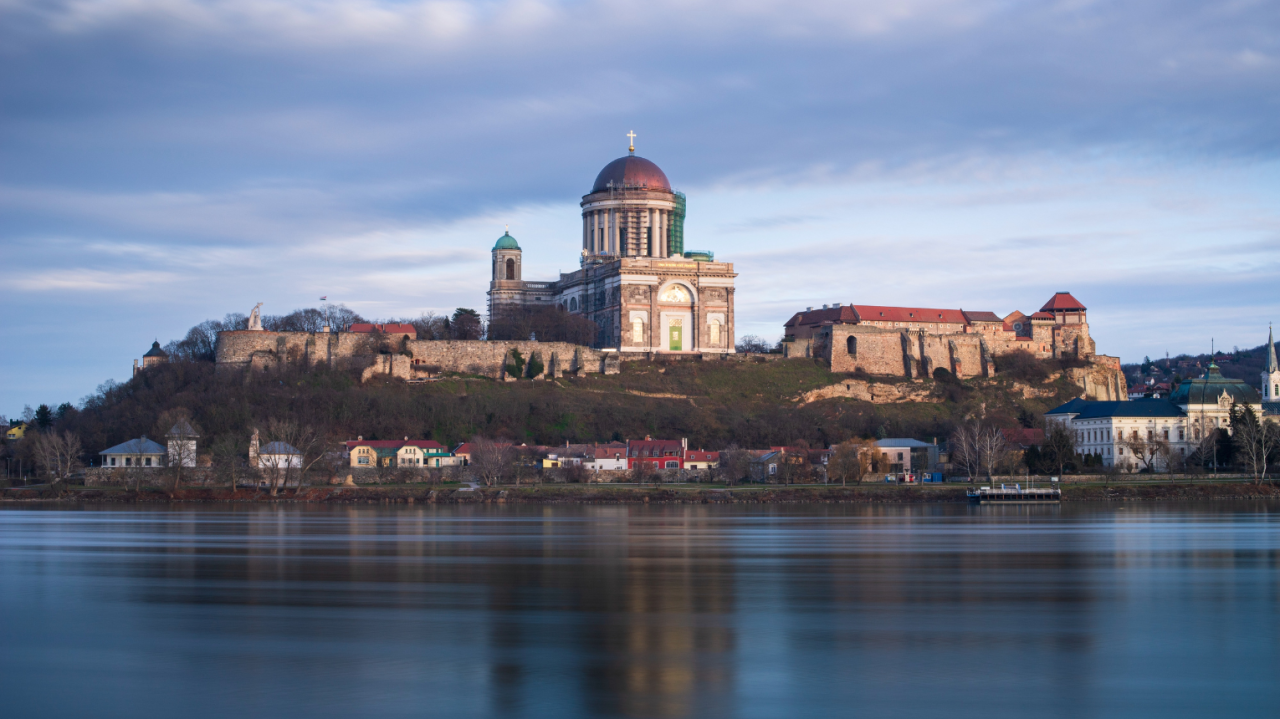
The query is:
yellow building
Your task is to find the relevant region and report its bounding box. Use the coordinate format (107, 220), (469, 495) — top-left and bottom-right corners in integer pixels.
(6, 423), (28, 441)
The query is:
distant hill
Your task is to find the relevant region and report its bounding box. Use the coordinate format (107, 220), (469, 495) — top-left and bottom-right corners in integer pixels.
(1122, 340), (1278, 388)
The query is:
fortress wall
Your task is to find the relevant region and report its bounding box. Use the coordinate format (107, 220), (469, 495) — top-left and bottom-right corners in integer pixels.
(216, 331), (614, 379)
(825, 326), (910, 375)
(953, 336), (988, 379)
(404, 340), (611, 379)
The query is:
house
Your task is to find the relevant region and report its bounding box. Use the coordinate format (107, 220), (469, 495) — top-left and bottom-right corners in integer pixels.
(875, 439), (939, 476)
(100, 437), (167, 468)
(748, 450), (784, 480)
(452, 442), (474, 466)
(683, 449), (719, 470)
(6, 423), (27, 441)
(257, 442), (302, 469)
(345, 437), (453, 468)
(165, 420), (199, 468)
(587, 443), (629, 471)
(628, 437), (687, 470)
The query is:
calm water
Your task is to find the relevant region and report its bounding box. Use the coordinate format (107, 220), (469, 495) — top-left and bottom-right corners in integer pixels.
(3, 503), (1280, 718)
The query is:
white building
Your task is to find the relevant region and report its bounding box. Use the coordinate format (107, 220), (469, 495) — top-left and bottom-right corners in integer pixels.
(165, 420), (198, 468)
(1046, 360), (1265, 471)
(100, 437), (167, 468)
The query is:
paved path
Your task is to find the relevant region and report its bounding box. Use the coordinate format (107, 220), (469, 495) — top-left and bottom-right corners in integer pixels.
(457, 481), (480, 492)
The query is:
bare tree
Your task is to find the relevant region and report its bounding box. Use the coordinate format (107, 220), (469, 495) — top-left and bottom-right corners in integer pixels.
(949, 423), (982, 482)
(261, 418), (322, 495)
(976, 426), (1013, 481)
(155, 409), (200, 494)
(31, 431), (83, 487)
(827, 440), (873, 486)
(1122, 434), (1166, 473)
(1041, 423), (1078, 477)
(1233, 408), (1279, 483)
(211, 435), (244, 489)
(470, 437), (514, 487)
(715, 445), (751, 486)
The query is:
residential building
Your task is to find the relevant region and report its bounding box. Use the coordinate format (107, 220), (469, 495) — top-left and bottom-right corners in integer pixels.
(165, 420), (199, 468)
(6, 423), (27, 441)
(345, 438), (453, 468)
(587, 443), (628, 471)
(100, 437), (167, 468)
(683, 449), (719, 469)
(875, 439), (939, 475)
(628, 437), (687, 470)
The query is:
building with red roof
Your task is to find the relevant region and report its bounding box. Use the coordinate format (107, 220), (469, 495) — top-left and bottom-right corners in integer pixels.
(781, 292), (1119, 396)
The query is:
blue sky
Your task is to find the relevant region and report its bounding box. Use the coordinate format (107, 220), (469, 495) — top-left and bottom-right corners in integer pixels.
(2, 0), (1278, 415)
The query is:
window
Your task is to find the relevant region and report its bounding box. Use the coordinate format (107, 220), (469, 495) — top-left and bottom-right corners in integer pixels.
(665, 461), (678, 469)
(505, 258), (515, 280)
(570, 297), (578, 311)
(632, 320), (644, 344)
(709, 320), (721, 345)
(358, 456), (369, 465)
(846, 336), (857, 357)
(110, 457), (116, 466)
(145, 457), (152, 467)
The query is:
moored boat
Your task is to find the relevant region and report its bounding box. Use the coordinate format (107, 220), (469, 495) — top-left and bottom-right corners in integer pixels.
(967, 484), (1061, 504)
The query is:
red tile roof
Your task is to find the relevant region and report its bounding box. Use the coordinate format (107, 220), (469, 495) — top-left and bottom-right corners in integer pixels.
(1028, 311), (1055, 320)
(1040, 292), (1086, 312)
(784, 305), (859, 328)
(628, 439), (685, 458)
(349, 323), (417, 336)
(962, 311), (1003, 323)
(852, 305), (970, 324)
(1000, 428), (1045, 446)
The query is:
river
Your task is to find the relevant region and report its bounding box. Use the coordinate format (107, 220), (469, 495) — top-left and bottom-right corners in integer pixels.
(2, 503), (1279, 718)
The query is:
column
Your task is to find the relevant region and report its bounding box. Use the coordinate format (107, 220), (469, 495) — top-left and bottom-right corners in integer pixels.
(658, 210), (667, 257)
(647, 209), (656, 257)
(611, 209), (619, 255)
(582, 214), (588, 252)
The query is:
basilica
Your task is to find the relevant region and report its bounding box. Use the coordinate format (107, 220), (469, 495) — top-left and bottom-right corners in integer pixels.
(487, 140), (737, 354)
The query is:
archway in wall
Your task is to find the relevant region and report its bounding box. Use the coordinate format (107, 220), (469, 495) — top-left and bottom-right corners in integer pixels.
(657, 282), (695, 352)
(505, 258), (515, 280)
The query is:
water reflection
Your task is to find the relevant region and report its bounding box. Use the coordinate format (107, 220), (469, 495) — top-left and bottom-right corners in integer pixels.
(2, 503), (1280, 719)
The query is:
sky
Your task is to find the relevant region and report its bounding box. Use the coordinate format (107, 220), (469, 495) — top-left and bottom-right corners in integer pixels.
(2, 0), (1278, 416)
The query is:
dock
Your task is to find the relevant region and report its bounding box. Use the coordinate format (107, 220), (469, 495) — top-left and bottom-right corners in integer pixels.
(967, 485), (1061, 504)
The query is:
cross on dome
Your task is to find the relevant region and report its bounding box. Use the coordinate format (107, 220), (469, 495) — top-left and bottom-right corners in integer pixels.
(627, 130), (636, 154)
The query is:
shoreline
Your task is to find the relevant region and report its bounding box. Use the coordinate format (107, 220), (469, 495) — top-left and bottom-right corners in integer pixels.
(4, 482), (1280, 505)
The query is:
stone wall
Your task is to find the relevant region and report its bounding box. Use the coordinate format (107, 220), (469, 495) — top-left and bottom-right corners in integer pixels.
(216, 331), (619, 381)
(823, 325), (993, 379)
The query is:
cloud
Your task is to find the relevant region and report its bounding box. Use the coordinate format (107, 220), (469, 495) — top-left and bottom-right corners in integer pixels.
(5, 269), (182, 292)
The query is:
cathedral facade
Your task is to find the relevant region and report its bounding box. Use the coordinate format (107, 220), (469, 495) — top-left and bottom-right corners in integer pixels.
(488, 144), (737, 354)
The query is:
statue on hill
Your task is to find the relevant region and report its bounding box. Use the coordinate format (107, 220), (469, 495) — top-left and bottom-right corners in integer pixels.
(248, 303), (263, 331)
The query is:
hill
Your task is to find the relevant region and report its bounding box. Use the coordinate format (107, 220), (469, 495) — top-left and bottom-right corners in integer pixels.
(36, 354), (1088, 463)
(1123, 339), (1278, 389)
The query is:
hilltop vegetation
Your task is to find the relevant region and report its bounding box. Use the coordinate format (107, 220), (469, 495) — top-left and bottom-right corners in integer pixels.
(13, 354), (1087, 468)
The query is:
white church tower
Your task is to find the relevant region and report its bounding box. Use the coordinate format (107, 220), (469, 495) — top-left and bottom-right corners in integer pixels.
(1263, 325), (1279, 403)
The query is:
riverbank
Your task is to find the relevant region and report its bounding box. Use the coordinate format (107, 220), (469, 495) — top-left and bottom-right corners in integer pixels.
(4, 480), (1280, 505)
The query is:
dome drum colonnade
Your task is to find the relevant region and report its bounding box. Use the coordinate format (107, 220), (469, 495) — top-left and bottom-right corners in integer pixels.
(580, 155), (683, 259)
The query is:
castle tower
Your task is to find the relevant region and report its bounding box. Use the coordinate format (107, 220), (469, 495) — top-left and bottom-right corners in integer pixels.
(487, 230), (524, 320)
(580, 134), (683, 261)
(1264, 325), (1279, 402)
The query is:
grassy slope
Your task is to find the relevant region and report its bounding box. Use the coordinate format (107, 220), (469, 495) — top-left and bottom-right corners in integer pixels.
(60, 356), (1083, 456)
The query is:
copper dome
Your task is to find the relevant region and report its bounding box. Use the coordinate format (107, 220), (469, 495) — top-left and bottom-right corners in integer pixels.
(591, 155), (671, 193)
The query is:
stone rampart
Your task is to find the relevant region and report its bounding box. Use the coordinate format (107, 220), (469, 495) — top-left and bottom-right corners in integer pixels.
(216, 331), (617, 381)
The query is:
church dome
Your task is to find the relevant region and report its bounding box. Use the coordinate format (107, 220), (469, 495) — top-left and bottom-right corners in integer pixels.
(493, 231), (520, 251)
(591, 155), (671, 193)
